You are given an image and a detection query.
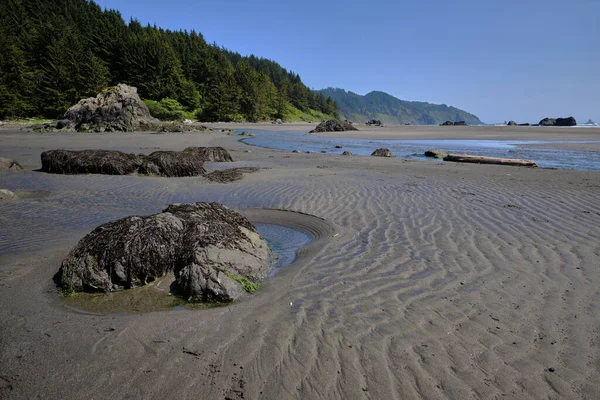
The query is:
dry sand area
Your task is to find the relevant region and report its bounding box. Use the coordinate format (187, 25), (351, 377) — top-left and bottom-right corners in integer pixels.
(1, 125), (599, 399)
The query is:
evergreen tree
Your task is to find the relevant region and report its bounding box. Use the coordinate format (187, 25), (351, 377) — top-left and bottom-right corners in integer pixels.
(0, 0), (338, 121)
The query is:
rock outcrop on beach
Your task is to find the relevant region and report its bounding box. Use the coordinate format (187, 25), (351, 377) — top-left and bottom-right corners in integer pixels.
(138, 151), (207, 177)
(183, 146), (233, 162)
(0, 157), (23, 172)
(507, 121), (517, 126)
(309, 119), (359, 133)
(371, 148), (394, 157)
(63, 84), (161, 132)
(41, 149), (143, 175)
(28, 84), (210, 133)
(40, 147), (236, 177)
(59, 202), (271, 302)
(440, 121), (466, 126)
(539, 117), (577, 127)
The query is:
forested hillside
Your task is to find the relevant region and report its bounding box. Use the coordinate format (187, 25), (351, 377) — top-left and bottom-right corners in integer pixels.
(319, 88), (482, 125)
(0, 0), (339, 122)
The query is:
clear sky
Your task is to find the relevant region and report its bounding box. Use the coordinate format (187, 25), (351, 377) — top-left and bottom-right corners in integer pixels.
(93, 0), (599, 124)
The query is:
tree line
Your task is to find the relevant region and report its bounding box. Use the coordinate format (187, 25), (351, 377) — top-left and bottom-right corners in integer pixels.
(0, 0), (339, 121)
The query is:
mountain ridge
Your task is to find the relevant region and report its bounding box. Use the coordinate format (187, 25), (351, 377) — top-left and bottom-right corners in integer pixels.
(318, 88), (483, 126)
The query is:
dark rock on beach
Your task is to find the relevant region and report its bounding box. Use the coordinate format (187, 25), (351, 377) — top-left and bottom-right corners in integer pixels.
(59, 202), (271, 302)
(183, 146), (233, 162)
(309, 119), (359, 133)
(139, 151), (207, 177)
(366, 119), (383, 126)
(507, 121), (517, 126)
(40, 147), (236, 177)
(371, 148), (394, 157)
(0, 157), (23, 172)
(41, 149), (143, 175)
(342, 151), (353, 156)
(440, 121), (466, 126)
(539, 117), (577, 127)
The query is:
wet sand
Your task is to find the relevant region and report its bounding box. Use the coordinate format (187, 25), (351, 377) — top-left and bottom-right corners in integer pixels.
(1, 126), (599, 399)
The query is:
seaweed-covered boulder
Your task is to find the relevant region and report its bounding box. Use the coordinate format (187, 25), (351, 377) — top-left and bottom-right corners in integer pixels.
(424, 149), (447, 158)
(371, 148), (394, 157)
(309, 119), (359, 133)
(173, 203), (271, 302)
(139, 151), (206, 177)
(59, 202), (271, 302)
(0, 157), (23, 172)
(40, 149), (143, 175)
(183, 146), (234, 162)
(507, 121), (517, 126)
(63, 84), (161, 132)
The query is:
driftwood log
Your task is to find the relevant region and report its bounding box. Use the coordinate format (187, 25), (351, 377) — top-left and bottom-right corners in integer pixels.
(443, 153), (538, 167)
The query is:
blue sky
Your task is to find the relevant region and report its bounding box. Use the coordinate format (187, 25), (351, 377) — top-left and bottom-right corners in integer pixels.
(93, 0), (599, 123)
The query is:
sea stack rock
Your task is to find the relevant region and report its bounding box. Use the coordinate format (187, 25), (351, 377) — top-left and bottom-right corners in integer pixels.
(63, 84), (162, 132)
(309, 119), (359, 133)
(58, 202), (271, 302)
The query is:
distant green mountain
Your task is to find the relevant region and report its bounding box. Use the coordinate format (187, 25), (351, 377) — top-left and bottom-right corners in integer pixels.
(318, 88), (483, 125)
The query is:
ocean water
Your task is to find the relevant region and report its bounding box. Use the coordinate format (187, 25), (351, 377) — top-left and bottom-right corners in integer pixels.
(240, 130), (600, 171)
(255, 223), (312, 277)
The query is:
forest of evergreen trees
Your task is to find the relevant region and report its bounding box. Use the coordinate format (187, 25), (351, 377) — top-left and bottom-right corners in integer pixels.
(0, 0), (339, 122)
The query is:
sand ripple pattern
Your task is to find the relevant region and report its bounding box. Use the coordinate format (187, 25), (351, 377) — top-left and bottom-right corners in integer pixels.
(1, 148), (599, 399)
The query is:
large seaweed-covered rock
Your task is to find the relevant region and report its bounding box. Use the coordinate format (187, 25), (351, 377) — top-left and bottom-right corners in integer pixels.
(59, 202), (271, 302)
(63, 84), (162, 132)
(309, 119), (359, 133)
(138, 151), (206, 177)
(40, 149), (143, 175)
(539, 117), (576, 127)
(371, 148), (394, 157)
(183, 146), (234, 162)
(172, 203), (271, 302)
(0, 157), (23, 172)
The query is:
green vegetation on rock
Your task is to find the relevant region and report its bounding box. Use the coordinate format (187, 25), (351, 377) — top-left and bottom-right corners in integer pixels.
(319, 88), (482, 126)
(223, 270), (261, 293)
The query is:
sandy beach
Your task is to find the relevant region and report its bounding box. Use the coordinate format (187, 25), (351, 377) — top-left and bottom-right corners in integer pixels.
(1, 125), (599, 399)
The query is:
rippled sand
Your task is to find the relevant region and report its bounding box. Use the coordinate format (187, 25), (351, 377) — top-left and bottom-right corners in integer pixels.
(1, 127), (599, 399)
